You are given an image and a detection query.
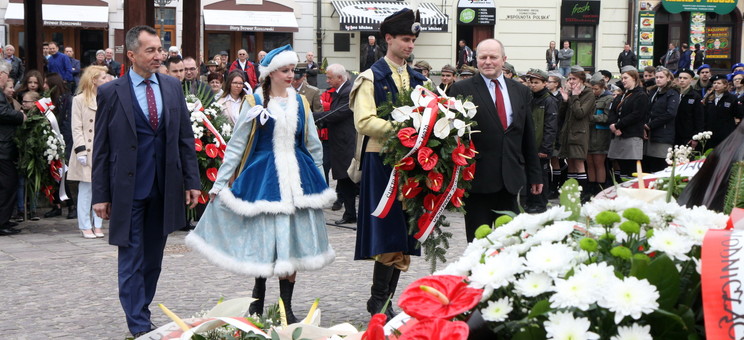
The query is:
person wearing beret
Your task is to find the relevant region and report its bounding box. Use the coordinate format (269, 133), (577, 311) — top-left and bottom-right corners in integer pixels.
(733, 63), (744, 74)
(349, 8), (428, 321)
(732, 71), (744, 98)
(438, 64), (457, 96)
(413, 60), (431, 78)
(674, 68), (705, 149)
(524, 68), (558, 212)
(693, 64), (712, 97)
(702, 74), (743, 150)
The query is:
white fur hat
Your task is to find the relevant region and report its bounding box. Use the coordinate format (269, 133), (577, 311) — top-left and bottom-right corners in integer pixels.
(258, 44), (299, 82)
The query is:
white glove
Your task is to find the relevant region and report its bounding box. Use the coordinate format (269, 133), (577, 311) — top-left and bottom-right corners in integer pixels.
(77, 155), (88, 167)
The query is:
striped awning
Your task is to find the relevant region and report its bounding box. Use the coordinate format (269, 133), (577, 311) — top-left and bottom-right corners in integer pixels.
(332, 0), (448, 32)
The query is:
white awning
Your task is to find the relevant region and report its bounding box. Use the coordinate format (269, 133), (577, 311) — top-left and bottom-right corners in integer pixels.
(203, 9), (299, 32)
(4, 3), (109, 28)
(332, 0), (448, 32)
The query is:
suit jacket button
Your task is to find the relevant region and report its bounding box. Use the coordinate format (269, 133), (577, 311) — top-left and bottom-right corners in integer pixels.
(128, 172), (133, 177)
(131, 145), (136, 150)
(88, 139), (92, 142)
(89, 119), (93, 122)
(89, 129), (93, 133)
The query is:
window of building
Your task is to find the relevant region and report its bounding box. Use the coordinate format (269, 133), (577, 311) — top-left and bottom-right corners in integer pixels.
(155, 7), (176, 49)
(561, 25), (596, 70)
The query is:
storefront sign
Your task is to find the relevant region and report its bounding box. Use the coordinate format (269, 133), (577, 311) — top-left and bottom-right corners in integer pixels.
(334, 1), (448, 31)
(689, 12), (706, 47)
(457, 0), (496, 25)
(637, 11), (655, 68)
(662, 0), (738, 15)
(705, 26), (732, 59)
(43, 20), (83, 27)
(561, 0), (600, 25)
(498, 8), (553, 21)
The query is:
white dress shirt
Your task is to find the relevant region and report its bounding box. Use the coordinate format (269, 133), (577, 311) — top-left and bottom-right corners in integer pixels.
(480, 72), (514, 127)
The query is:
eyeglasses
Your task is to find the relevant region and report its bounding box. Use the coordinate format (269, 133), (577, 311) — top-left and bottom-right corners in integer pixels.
(184, 67), (197, 71)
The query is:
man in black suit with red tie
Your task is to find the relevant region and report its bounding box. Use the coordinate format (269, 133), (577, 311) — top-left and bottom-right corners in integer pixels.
(449, 39), (543, 242)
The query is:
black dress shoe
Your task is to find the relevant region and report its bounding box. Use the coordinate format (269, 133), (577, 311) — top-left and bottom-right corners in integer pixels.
(0, 227), (21, 236)
(132, 331), (148, 338)
(66, 207), (77, 219)
(4, 221), (18, 227)
(335, 217), (357, 225)
(331, 200), (343, 211)
(44, 207), (62, 218)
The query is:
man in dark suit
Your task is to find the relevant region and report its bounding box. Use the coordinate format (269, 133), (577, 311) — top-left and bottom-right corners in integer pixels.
(105, 48), (123, 77)
(617, 43), (637, 73)
(316, 63), (356, 224)
(92, 25), (201, 338)
(449, 39), (543, 242)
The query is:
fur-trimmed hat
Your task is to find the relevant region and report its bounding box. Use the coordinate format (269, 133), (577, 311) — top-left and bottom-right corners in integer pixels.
(259, 44), (299, 82)
(380, 9), (422, 38)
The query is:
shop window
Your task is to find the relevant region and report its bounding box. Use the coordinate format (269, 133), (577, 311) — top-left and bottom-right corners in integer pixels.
(207, 33), (231, 61)
(240, 33), (257, 59)
(263, 33), (292, 52)
(561, 25), (596, 69)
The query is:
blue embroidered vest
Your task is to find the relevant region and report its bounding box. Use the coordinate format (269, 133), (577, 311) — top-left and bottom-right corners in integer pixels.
(370, 58), (427, 107)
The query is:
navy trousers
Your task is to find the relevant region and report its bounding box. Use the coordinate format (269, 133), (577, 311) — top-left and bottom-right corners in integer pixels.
(118, 186), (166, 335)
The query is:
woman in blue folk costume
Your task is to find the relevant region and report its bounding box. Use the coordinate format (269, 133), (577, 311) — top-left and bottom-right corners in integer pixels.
(185, 45), (336, 323)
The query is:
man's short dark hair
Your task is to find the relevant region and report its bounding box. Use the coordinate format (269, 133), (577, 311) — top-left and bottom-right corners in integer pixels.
(599, 70), (612, 80)
(165, 56), (183, 69)
(125, 25), (158, 52)
(644, 66), (656, 73)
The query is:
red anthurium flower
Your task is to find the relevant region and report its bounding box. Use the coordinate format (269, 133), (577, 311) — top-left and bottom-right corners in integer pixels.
(462, 162), (476, 181)
(402, 178), (423, 199)
(423, 194), (438, 211)
(50, 159), (63, 181)
(417, 147), (439, 171)
(218, 149), (225, 159)
(206, 167), (218, 182)
(398, 127), (418, 148)
(205, 143), (219, 158)
(198, 191), (209, 204)
(194, 139), (203, 152)
(398, 318), (469, 340)
(361, 313), (387, 340)
(397, 157), (416, 171)
(451, 188), (465, 208)
(426, 171), (444, 192)
(451, 143), (470, 166)
(398, 275), (483, 320)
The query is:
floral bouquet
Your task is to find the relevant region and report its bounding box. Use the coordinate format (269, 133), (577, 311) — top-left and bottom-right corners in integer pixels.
(377, 85), (478, 270)
(432, 181), (728, 339)
(15, 97), (66, 204)
(186, 95), (232, 204)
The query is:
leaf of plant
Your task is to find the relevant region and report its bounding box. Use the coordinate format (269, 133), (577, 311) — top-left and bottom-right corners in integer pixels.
(271, 329), (280, 340)
(527, 299), (551, 319)
(637, 254), (680, 311)
(630, 255), (650, 277)
(511, 324), (547, 340)
(559, 179), (581, 221)
(292, 327), (303, 340)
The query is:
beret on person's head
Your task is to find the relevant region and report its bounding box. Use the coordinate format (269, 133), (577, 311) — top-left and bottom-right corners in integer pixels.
(710, 74), (728, 82)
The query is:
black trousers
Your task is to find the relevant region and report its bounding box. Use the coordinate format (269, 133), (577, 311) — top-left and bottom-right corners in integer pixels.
(337, 177), (357, 219)
(0, 160), (18, 225)
(526, 158), (550, 209)
(464, 190), (517, 242)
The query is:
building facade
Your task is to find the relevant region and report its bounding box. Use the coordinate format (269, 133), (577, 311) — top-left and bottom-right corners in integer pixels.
(1, 0), (742, 76)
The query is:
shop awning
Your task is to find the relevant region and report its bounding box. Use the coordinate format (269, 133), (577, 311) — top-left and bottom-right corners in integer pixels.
(4, 2), (109, 28)
(203, 0), (299, 33)
(332, 0), (448, 32)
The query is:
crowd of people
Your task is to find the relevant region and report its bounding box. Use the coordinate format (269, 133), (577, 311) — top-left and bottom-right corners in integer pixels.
(1, 12), (743, 338)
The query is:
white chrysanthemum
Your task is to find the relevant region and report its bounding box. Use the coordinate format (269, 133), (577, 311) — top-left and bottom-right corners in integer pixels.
(532, 206), (573, 227)
(573, 262), (616, 290)
(582, 197), (643, 220)
(481, 296), (513, 322)
(550, 274), (597, 311)
(610, 323), (652, 340)
(514, 271), (553, 297)
(469, 251), (525, 289)
(647, 228), (695, 261)
(532, 220), (577, 243)
(598, 277), (659, 323)
(524, 242), (578, 278)
(544, 311), (599, 340)
(436, 247), (483, 276)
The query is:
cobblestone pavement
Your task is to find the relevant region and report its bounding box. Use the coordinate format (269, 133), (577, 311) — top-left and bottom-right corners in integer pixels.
(0, 205), (468, 339)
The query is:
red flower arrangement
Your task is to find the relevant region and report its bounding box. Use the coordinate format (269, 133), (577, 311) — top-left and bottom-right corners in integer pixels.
(377, 85), (478, 268)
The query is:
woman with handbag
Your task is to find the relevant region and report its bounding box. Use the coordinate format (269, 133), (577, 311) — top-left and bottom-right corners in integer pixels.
(186, 45), (335, 323)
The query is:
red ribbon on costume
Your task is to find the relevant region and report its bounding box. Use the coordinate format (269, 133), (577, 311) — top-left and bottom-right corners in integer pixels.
(415, 166), (462, 242)
(371, 87), (440, 219)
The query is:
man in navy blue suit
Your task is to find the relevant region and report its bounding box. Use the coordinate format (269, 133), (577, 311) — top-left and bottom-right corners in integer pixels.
(92, 25), (200, 338)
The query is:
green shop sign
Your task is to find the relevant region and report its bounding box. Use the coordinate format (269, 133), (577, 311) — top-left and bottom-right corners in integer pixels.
(662, 0), (738, 15)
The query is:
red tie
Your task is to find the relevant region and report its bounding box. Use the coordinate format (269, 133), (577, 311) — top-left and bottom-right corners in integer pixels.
(492, 79), (507, 130)
(144, 79), (158, 130)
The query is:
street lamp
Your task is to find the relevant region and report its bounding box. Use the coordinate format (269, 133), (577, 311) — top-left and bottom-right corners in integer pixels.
(154, 0), (174, 47)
